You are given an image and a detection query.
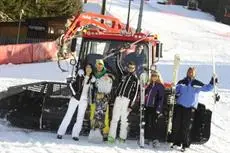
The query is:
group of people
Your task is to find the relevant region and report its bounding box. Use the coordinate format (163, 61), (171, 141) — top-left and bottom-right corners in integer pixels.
(56, 49), (216, 152)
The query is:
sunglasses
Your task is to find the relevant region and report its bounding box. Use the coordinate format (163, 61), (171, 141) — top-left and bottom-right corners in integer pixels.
(128, 66), (135, 70)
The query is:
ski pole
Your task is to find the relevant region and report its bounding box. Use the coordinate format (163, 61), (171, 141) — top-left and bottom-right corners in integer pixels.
(212, 48), (220, 103)
(103, 33), (153, 60)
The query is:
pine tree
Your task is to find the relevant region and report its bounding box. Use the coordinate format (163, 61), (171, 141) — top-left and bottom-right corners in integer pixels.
(0, 0), (82, 21)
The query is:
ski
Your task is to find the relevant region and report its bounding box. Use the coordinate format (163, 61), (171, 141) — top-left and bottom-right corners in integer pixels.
(172, 54), (181, 86)
(167, 54), (180, 134)
(139, 73), (146, 148)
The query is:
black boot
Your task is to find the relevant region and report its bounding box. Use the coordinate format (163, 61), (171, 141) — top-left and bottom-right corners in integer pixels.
(181, 146), (186, 152)
(171, 142), (181, 148)
(57, 135), (62, 139)
(103, 136), (108, 142)
(72, 137), (79, 141)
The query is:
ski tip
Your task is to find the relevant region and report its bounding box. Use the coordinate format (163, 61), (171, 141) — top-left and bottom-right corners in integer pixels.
(174, 54), (180, 60)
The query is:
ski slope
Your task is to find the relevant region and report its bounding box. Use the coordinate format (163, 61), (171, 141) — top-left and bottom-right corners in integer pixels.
(0, 0), (230, 153)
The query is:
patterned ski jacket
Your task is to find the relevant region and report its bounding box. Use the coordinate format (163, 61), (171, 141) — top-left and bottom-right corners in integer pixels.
(116, 54), (139, 109)
(145, 82), (165, 113)
(176, 77), (213, 109)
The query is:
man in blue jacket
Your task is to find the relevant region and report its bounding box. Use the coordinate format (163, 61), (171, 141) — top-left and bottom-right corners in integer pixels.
(171, 67), (216, 152)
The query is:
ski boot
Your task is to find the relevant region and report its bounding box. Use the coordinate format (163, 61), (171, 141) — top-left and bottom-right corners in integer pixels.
(107, 136), (115, 144)
(72, 137), (79, 141)
(119, 138), (126, 144)
(57, 135), (62, 139)
(171, 142), (181, 149)
(181, 146), (186, 152)
(103, 135), (108, 142)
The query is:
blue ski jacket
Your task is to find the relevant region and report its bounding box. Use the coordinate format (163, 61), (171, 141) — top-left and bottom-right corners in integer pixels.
(176, 77), (213, 109)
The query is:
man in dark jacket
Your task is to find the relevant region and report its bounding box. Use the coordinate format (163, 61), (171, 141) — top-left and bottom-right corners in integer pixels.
(108, 54), (139, 143)
(171, 67), (216, 152)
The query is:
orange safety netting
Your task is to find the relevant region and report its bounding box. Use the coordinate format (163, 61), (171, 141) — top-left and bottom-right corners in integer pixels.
(0, 41), (58, 64)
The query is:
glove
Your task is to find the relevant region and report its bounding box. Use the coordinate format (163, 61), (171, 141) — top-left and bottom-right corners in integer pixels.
(209, 77), (218, 85)
(91, 76), (96, 83)
(215, 93), (220, 102)
(77, 69), (84, 77)
(155, 111), (162, 120)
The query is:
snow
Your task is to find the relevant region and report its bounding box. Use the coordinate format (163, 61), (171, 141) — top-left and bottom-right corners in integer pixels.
(106, 0), (230, 63)
(0, 0), (230, 153)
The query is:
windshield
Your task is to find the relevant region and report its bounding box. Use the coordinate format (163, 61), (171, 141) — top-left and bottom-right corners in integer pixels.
(79, 39), (149, 77)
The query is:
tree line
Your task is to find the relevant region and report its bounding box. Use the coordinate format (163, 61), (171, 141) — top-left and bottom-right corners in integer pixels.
(0, 0), (82, 21)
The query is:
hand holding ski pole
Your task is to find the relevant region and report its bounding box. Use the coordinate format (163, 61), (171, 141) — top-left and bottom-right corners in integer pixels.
(210, 75), (220, 102)
(212, 49), (220, 103)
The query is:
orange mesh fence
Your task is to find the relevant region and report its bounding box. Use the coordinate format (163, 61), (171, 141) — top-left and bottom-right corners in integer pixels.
(0, 41), (58, 64)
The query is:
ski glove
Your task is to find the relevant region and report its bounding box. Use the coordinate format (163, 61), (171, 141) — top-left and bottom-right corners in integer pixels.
(156, 111), (162, 119)
(209, 77), (218, 85)
(215, 93), (220, 102)
(78, 69), (84, 77)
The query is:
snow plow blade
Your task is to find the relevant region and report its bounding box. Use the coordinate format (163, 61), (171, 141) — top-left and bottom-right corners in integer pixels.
(0, 82), (211, 144)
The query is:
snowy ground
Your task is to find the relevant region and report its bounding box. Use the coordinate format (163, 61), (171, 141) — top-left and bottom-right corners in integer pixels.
(0, 0), (230, 153)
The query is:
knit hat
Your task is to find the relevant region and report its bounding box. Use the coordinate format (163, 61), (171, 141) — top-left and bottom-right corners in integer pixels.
(96, 59), (104, 66)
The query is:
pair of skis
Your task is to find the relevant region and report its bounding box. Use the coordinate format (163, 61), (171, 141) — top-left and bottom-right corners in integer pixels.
(139, 72), (146, 148)
(167, 54), (181, 136)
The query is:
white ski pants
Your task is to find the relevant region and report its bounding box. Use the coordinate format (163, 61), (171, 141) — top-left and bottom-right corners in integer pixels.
(109, 96), (130, 140)
(57, 96), (88, 137)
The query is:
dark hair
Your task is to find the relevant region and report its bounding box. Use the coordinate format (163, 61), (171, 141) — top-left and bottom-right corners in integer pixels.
(84, 63), (93, 84)
(128, 61), (136, 66)
(136, 44), (143, 48)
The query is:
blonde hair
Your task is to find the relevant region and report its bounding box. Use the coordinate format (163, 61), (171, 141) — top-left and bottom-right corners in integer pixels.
(187, 67), (196, 78)
(150, 70), (164, 84)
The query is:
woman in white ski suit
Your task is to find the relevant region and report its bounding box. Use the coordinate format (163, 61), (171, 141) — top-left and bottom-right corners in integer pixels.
(57, 64), (95, 141)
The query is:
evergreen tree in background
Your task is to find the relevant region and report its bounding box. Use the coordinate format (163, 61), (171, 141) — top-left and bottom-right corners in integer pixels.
(0, 0), (82, 21)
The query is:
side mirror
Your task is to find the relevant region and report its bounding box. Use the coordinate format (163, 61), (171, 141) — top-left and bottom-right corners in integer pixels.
(156, 42), (163, 58)
(70, 37), (82, 53)
(70, 38), (77, 52)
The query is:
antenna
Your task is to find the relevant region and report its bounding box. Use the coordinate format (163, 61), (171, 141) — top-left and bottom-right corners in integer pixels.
(101, 0), (107, 15)
(136, 0), (144, 33)
(126, 0), (132, 31)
